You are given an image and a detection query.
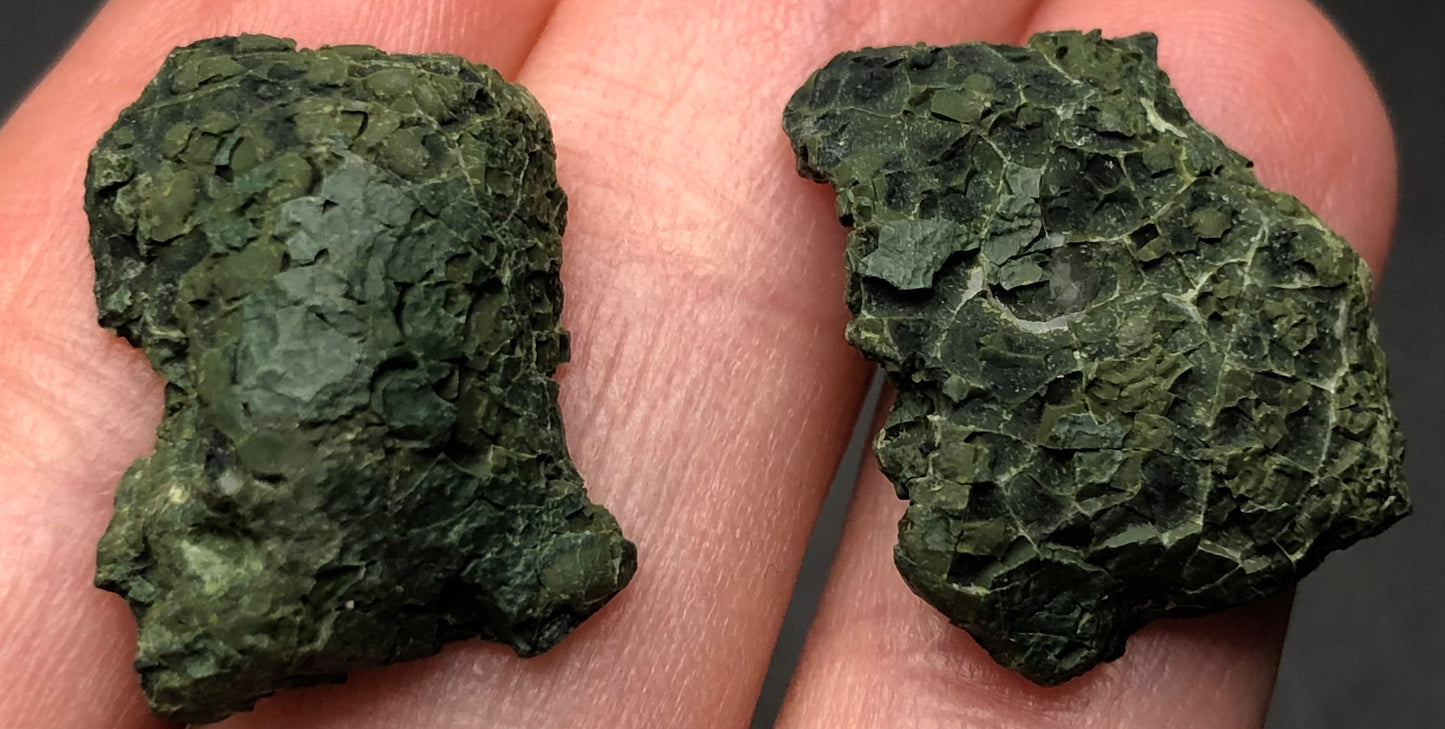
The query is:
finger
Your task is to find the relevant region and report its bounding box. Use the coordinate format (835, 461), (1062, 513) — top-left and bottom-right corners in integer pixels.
(777, 1), (1398, 727)
(0, 2), (558, 727)
(219, 1), (1052, 728)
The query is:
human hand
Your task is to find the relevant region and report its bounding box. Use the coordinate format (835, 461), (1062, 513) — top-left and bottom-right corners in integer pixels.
(0, 0), (1396, 727)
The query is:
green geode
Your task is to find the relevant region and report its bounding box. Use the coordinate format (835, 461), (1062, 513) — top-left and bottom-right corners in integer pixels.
(88, 35), (635, 723)
(784, 31), (1408, 684)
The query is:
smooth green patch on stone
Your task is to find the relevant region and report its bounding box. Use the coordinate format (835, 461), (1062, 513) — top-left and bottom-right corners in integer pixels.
(783, 30), (1408, 685)
(88, 35), (636, 723)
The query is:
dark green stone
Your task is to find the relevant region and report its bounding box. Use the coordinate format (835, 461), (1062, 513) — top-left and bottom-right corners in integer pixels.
(88, 35), (635, 723)
(784, 31), (1408, 685)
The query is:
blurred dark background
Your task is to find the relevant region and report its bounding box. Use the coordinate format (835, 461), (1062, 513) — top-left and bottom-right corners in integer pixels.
(3, 1), (1439, 727)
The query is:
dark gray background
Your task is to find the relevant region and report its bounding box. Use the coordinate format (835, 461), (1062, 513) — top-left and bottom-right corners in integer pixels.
(2, 1), (1438, 727)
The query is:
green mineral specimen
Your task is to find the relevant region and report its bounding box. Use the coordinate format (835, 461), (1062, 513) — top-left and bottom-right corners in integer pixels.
(88, 35), (635, 723)
(784, 31), (1408, 684)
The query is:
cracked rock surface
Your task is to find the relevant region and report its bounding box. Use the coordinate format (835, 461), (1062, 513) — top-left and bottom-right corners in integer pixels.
(784, 30), (1408, 685)
(88, 35), (635, 723)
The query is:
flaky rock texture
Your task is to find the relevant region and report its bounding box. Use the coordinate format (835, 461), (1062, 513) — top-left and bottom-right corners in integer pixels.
(784, 31), (1408, 685)
(88, 35), (635, 723)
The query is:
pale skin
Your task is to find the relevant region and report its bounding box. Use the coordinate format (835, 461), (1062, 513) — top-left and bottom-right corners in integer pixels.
(0, 0), (1398, 726)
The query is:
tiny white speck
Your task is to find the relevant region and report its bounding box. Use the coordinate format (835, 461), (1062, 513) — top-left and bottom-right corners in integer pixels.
(217, 470), (243, 496)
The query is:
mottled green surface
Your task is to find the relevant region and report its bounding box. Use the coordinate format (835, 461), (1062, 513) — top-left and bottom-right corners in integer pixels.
(784, 31), (1408, 685)
(88, 35), (635, 723)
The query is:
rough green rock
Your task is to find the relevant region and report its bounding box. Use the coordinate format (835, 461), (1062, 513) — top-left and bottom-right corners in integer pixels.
(88, 35), (635, 723)
(784, 31), (1408, 685)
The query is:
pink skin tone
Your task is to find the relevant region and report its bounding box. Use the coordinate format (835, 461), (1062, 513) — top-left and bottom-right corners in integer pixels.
(0, 0), (1394, 727)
